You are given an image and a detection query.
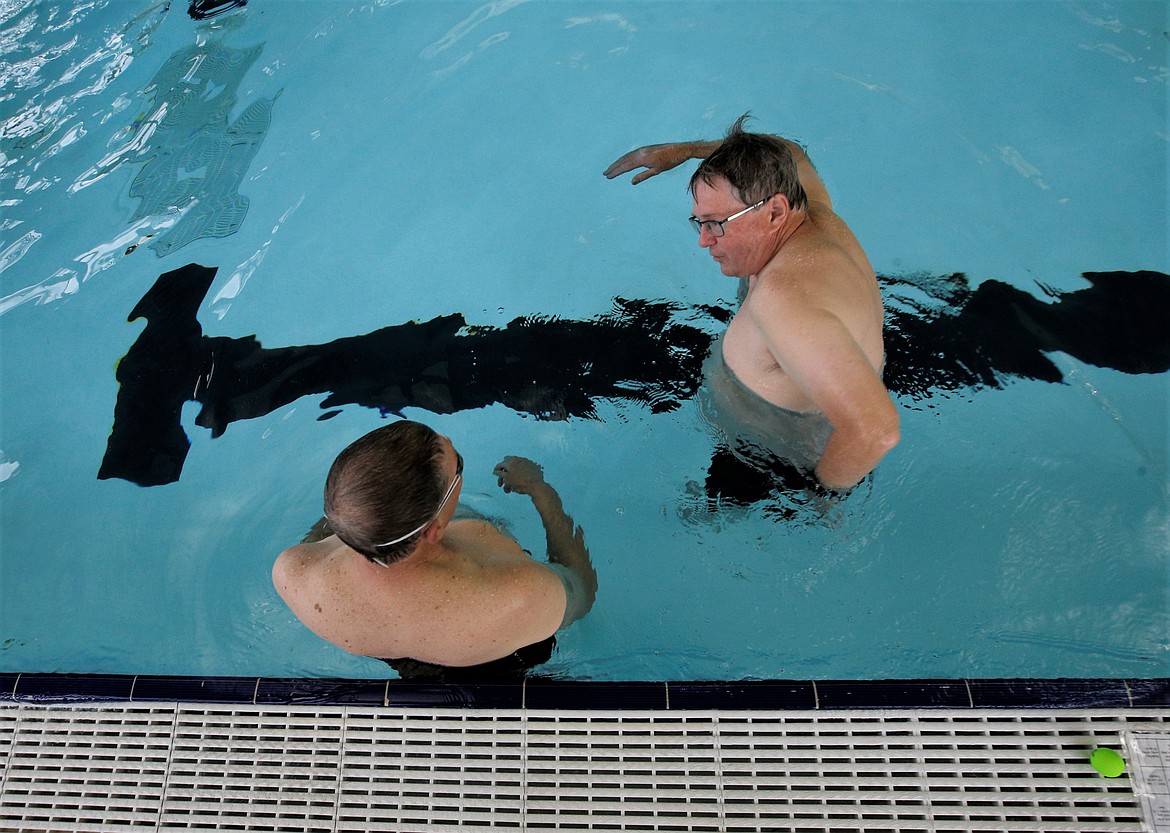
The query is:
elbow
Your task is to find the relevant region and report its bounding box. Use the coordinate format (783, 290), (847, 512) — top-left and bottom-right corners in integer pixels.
(851, 408), (900, 473)
(876, 413), (900, 457)
(815, 408), (900, 492)
(869, 409), (901, 464)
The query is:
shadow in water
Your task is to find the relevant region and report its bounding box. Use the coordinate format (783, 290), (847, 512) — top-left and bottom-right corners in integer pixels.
(99, 264), (711, 486)
(188, 1), (247, 21)
(98, 265), (1169, 493)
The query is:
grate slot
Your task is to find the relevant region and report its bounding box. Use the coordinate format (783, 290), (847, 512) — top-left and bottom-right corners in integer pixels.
(336, 711), (527, 830)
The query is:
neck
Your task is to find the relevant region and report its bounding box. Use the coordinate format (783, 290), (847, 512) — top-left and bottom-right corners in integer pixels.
(363, 532), (455, 570)
(775, 211), (807, 249)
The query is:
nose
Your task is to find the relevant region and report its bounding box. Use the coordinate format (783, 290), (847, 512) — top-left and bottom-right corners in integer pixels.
(698, 226), (717, 248)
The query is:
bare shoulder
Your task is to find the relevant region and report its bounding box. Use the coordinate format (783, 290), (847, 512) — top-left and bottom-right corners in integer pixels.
(272, 537), (336, 587)
(441, 526), (561, 597)
(445, 516), (527, 555)
(754, 238), (856, 307)
(763, 213), (874, 300)
(450, 517), (506, 536)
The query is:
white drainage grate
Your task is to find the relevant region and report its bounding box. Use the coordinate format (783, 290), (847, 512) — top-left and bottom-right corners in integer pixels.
(0, 705), (1165, 832)
(160, 708), (345, 831)
(338, 711), (527, 830)
(0, 705), (175, 831)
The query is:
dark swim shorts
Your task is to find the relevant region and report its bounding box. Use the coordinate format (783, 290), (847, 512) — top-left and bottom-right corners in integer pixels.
(379, 635), (556, 682)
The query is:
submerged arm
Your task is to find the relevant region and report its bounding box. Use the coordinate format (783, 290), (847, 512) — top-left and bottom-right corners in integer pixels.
(495, 457), (597, 625)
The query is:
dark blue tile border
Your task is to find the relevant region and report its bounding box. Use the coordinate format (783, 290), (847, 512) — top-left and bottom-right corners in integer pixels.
(388, 681), (523, 709)
(816, 679), (971, 710)
(13, 674), (135, 703)
(668, 680), (816, 710)
(525, 680), (668, 710)
(0, 674), (1165, 710)
(256, 678), (387, 706)
(968, 678), (1131, 709)
(1128, 678), (1170, 707)
(131, 675), (259, 704)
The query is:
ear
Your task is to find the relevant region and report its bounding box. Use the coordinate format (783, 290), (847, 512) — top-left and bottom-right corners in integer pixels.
(767, 194), (792, 225)
(420, 518), (447, 543)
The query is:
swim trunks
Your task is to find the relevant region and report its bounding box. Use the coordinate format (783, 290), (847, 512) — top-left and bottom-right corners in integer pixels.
(378, 635), (556, 682)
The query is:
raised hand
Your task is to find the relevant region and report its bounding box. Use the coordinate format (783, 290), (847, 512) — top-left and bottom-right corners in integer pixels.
(603, 142), (705, 185)
(493, 456), (546, 495)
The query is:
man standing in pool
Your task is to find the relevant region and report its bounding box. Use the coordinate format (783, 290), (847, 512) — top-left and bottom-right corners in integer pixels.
(272, 421), (596, 679)
(605, 115), (899, 490)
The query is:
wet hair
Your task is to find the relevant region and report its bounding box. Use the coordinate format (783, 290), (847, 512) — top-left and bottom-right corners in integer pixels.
(324, 420), (446, 564)
(689, 113), (808, 211)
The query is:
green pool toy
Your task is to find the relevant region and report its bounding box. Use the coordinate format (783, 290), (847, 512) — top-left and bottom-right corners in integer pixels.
(1090, 747), (1125, 777)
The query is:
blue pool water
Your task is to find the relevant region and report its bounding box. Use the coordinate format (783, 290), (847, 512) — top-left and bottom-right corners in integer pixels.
(0, 0), (1166, 682)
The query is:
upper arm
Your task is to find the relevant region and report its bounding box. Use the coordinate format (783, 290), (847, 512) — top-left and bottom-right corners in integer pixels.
(782, 140), (833, 210)
(476, 558), (568, 647)
(749, 287), (894, 436)
(271, 548), (296, 596)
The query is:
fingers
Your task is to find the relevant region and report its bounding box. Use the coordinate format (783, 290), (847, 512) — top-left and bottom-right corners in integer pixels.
(605, 147), (662, 181)
(605, 155), (663, 185)
(608, 161), (655, 182)
(493, 458), (518, 494)
(603, 151), (640, 179)
(492, 456), (546, 496)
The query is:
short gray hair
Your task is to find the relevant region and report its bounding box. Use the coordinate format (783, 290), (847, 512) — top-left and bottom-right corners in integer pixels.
(689, 113), (808, 211)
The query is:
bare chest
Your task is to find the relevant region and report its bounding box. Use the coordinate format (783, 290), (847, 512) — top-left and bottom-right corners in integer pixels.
(722, 310), (815, 412)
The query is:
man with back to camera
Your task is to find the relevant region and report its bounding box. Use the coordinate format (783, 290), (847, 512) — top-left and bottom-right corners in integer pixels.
(272, 420), (596, 679)
(605, 115), (899, 491)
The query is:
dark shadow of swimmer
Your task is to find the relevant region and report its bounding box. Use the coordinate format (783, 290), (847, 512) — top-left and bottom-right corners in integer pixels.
(98, 263), (712, 487)
(99, 265), (1170, 511)
(188, 0), (247, 20)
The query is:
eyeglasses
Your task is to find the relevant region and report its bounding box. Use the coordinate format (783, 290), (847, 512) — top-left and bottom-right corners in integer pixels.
(689, 197), (768, 237)
(375, 451), (463, 549)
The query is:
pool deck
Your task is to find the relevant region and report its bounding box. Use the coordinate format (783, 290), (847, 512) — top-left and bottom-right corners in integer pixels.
(1, 675), (1167, 831)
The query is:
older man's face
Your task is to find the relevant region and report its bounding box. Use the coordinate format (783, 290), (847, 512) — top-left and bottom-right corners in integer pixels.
(691, 177), (774, 279)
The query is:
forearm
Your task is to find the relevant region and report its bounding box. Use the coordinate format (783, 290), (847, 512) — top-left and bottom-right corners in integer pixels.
(604, 139), (723, 183)
(678, 139), (722, 160)
(527, 483), (596, 601)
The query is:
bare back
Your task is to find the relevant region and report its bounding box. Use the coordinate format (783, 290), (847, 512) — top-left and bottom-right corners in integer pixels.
(272, 518), (566, 666)
(722, 202), (885, 413)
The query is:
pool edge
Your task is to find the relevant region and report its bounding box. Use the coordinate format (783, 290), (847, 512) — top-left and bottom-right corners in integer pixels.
(1, 673), (1166, 710)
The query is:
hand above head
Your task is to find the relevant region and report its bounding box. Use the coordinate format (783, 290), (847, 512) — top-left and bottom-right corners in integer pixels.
(603, 142), (702, 185)
(494, 456), (546, 495)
